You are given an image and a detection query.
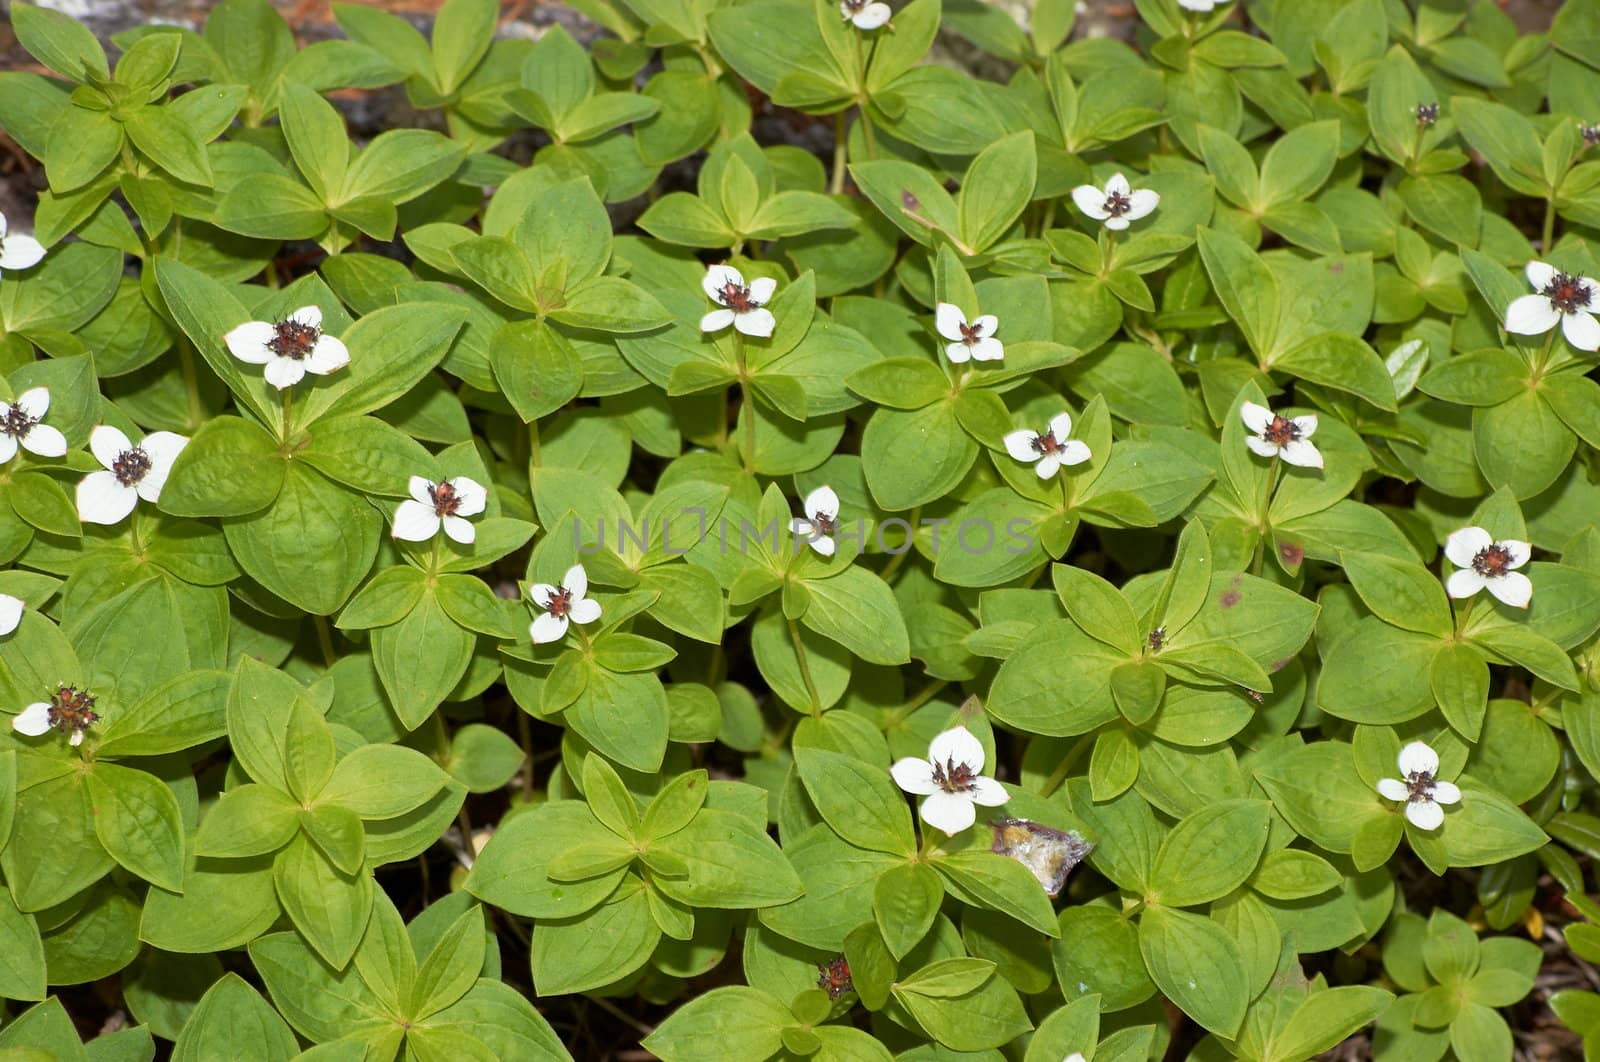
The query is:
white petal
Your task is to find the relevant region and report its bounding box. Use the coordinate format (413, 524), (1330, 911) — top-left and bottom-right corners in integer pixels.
(1376, 778), (1409, 801)
(305, 334), (350, 375)
(0, 594), (22, 635)
(1431, 781), (1461, 805)
(748, 276), (777, 304)
(1291, 414), (1319, 438)
(968, 776), (1010, 807)
(441, 515), (476, 544)
(0, 434), (15, 464)
(70, 730), (84, 746)
(1057, 440), (1092, 466)
(1124, 188), (1160, 221)
(1071, 184), (1111, 220)
(0, 234), (46, 271)
(928, 725), (985, 773)
(13, 702), (52, 736)
(408, 475), (434, 504)
(563, 564), (589, 601)
(20, 424), (66, 458)
(0, 213), (8, 238)
(391, 500), (441, 541)
(1504, 294), (1560, 335)
(968, 336), (1004, 362)
(530, 612), (569, 644)
(1397, 741), (1439, 777)
(1279, 438), (1323, 469)
(1047, 412), (1074, 441)
(263, 357), (306, 390)
(700, 309), (735, 333)
(735, 308), (776, 338)
(1035, 455), (1062, 479)
(569, 597), (602, 624)
(808, 534), (836, 557)
(1563, 309), (1600, 351)
(89, 424), (132, 470)
(804, 484), (840, 519)
(971, 314), (999, 339)
(1003, 430), (1040, 461)
(891, 757), (937, 795)
(1405, 800), (1444, 831)
(1103, 216), (1130, 231)
(703, 264), (744, 303)
(1525, 260), (1557, 290)
(14, 387), (49, 420)
(1240, 401), (1275, 433)
(1444, 527), (1492, 568)
(1445, 568), (1485, 599)
(935, 302), (967, 341)
(852, 1), (891, 28)
(921, 790), (976, 835)
(289, 305), (323, 330)
(1501, 540), (1531, 569)
(449, 476), (488, 516)
(1486, 570), (1532, 608)
(76, 470), (137, 525)
(224, 321), (276, 364)
(944, 341), (971, 364)
(1105, 173), (1131, 197)
(1246, 436), (1281, 458)
(528, 583), (558, 608)
(136, 430), (188, 502)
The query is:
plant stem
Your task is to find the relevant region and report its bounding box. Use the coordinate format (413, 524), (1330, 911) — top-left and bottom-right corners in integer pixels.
(735, 333), (757, 473)
(1542, 197), (1557, 253)
(831, 111), (849, 195)
(279, 387), (293, 442)
(1040, 733), (1096, 798)
(788, 617), (822, 716)
(177, 337), (203, 433)
(517, 709), (536, 802)
(879, 506), (919, 582)
(313, 615), (336, 666)
(859, 105), (879, 160)
(883, 679), (949, 731)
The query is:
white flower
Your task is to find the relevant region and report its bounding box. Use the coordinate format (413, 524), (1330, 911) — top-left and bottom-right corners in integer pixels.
(0, 212), (46, 279)
(75, 425), (188, 525)
(789, 484), (841, 557)
(839, 0), (891, 29)
(1063, 1055), (1087, 1062)
(1376, 741), (1461, 831)
(1070, 173), (1159, 231)
(1503, 261), (1600, 351)
(1178, 0), (1217, 10)
(1002, 412), (1091, 479)
(391, 475), (487, 545)
(529, 564), (602, 644)
(936, 303), (1003, 364)
(12, 685), (98, 747)
(1241, 401), (1322, 469)
(1444, 526), (1532, 608)
(0, 387), (67, 463)
(0, 594), (23, 636)
(890, 726), (1010, 835)
(700, 265), (776, 339)
(224, 305), (350, 390)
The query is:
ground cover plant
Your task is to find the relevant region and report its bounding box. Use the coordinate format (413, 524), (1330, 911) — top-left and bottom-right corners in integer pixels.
(2, 0), (1600, 1057)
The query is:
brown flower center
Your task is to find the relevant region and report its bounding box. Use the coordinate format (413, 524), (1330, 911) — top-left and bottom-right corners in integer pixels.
(1104, 190), (1133, 217)
(48, 685), (98, 735)
(810, 509), (837, 536)
(1414, 102), (1439, 127)
(1262, 415), (1301, 446)
(1471, 544), (1512, 577)
(717, 281), (757, 313)
(1147, 627), (1166, 651)
(817, 957), (853, 1000)
(269, 319), (320, 360)
(545, 585), (573, 619)
(1030, 431), (1064, 456)
(930, 757), (977, 794)
(1543, 272), (1592, 315)
(112, 447), (151, 487)
(428, 481), (461, 517)
(0, 404), (38, 439)
(1404, 770), (1436, 803)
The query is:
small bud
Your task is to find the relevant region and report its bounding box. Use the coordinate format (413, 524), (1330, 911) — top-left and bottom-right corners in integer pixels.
(1582, 122), (1600, 148)
(1414, 102), (1439, 128)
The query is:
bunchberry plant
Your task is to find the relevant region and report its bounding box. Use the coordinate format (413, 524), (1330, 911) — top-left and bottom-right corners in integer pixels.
(0, 0), (1599, 1059)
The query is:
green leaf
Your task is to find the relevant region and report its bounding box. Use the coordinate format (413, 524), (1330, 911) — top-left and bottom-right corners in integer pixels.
(794, 747), (915, 856)
(642, 986), (791, 1062)
(1137, 905), (1248, 1037)
(1148, 800), (1272, 907)
(86, 763), (185, 892)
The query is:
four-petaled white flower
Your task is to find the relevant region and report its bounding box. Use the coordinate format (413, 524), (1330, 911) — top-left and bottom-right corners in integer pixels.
(0, 594), (22, 636)
(1376, 741), (1461, 831)
(392, 475), (487, 545)
(13, 685), (99, 747)
(0, 387), (67, 464)
(839, 0), (891, 29)
(1178, 0), (1218, 11)
(224, 305), (351, 390)
(1003, 412), (1091, 479)
(890, 726), (1010, 835)
(0, 211), (46, 279)
(1241, 401), (1322, 469)
(76, 425), (188, 525)
(936, 303), (1003, 364)
(789, 484), (841, 557)
(530, 563), (602, 644)
(1070, 173), (1160, 231)
(700, 265), (776, 339)
(1504, 261), (1600, 351)
(1444, 526), (1532, 608)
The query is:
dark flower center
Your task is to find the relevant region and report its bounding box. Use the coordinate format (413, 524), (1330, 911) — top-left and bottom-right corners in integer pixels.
(1471, 544), (1512, 578)
(113, 447), (151, 487)
(1263, 415), (1301, 446)
(1543, 272), (1591, 314)
(546, 585), (573, 619)
(1147, 627), (1166, 651)
(958, 321), (983, 346)
(1104, 190), (1133, 217)
(429, 481), (460, 517)
(0, 404), (38, 439)
(48, 685), (98, 734)
(842, 0), (868, 10)
(717, 281), (758, 313)
(1415, 102), (1439, 127)
(1030, 431), (1064, 456)
(1584, 124), (1600, 148)
(930, 757), (977, 794)
(817, 957), (853, 1000)
(810, 509), (837, 536)
(269, 319), (320, 360)
(1404, 770), (1436, 803)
